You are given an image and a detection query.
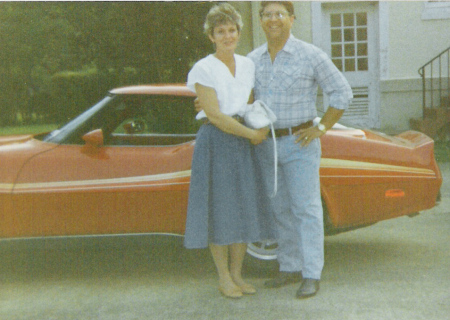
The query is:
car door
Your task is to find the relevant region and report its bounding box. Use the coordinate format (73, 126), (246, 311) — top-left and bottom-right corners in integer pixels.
(10, 93), (198, 238)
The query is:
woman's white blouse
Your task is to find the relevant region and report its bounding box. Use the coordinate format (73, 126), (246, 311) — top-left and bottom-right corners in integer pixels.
(187, 54), (255, 120)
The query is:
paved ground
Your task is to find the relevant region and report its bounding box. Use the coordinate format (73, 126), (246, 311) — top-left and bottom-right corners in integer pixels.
(1, 162), (449, 320)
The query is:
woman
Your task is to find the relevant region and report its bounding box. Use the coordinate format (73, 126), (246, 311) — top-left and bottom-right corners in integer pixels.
(184, 3), (274, 299)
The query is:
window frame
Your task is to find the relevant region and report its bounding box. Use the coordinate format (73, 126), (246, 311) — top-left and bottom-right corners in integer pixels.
(422, 1), (450, 20)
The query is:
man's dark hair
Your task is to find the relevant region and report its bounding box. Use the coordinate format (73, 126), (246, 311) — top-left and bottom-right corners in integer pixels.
(259, 1), (295, 18)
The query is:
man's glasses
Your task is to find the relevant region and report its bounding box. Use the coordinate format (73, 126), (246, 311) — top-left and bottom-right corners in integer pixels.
(261, 11), (290, 20)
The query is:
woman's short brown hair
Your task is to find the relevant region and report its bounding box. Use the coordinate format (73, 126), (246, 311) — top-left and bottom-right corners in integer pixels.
(259, 1), (295, 18)
(204, 3), (243, 36)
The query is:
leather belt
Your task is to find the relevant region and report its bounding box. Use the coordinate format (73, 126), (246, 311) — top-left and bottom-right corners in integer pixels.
(273, 120), (313, 137)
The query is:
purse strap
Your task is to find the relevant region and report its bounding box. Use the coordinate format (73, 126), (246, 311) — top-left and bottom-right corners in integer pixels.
(258, 101), (277, 197)
(269, 122), (277, 198)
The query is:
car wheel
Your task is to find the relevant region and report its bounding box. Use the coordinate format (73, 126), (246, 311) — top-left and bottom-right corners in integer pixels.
(246, 240), (278, 260)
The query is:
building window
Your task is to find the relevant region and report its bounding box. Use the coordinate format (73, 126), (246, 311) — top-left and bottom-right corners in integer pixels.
(330, 12), (368, 72)
(422, 1), (450, 20)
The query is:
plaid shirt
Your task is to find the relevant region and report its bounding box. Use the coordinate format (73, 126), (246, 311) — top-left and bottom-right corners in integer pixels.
(248, 35), (353, 129)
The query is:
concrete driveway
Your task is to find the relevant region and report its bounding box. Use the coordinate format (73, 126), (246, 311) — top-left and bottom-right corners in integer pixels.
(1, 162), (449, 320)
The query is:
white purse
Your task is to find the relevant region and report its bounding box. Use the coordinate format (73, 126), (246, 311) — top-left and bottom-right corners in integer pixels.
(244, 100), (277, 129)
(244, 100), (278, 197)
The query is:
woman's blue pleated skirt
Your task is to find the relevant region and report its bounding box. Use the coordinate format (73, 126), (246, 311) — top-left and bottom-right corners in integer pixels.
(184, 123), (276, 249)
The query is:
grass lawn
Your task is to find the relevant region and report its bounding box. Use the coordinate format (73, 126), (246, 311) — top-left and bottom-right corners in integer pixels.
(0, 124), (59, 136)
(434, 141), (450, 162)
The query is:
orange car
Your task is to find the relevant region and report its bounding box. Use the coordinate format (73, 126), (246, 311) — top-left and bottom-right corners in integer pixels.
(0, 84), (442, 260)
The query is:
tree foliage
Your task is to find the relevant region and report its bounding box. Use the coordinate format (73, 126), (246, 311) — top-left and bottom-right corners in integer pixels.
(0, 1), (212, 126)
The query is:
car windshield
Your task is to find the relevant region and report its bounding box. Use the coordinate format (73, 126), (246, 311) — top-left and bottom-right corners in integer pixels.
(41, 94), (199, 145)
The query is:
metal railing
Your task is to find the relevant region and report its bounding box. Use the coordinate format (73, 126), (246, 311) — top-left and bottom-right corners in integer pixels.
(418, 46), (450, 118)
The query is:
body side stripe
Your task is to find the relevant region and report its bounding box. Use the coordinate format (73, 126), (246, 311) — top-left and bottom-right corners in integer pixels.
(4, 159), (436, 193)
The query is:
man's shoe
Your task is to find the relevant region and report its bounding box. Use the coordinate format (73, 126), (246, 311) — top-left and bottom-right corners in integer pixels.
(264, 271), (303, 288)
(296, 279), (320, 299)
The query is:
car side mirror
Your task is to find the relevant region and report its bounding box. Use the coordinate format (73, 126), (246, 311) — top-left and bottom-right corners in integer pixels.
(82, 129), (104, 148)
(81, 129), (108, 159)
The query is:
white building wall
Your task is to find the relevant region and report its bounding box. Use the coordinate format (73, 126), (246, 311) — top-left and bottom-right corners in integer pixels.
(381, 2), (450, 133)
(388, 1), (450, 80)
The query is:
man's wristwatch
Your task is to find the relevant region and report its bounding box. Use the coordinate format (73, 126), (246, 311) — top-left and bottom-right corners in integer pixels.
(317, 123), (327, 134)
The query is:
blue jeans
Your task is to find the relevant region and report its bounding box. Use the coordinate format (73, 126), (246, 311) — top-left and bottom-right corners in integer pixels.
(256, 135), (324, 279)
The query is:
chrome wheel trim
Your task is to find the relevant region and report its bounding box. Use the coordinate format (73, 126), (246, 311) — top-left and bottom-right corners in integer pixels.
(246, 240), (278, 260)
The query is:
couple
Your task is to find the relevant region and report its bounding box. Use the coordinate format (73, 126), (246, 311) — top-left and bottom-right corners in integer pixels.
(184, 2), (353, 300)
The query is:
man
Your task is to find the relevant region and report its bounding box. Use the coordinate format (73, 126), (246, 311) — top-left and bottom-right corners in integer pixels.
(248, 1), (352, 299)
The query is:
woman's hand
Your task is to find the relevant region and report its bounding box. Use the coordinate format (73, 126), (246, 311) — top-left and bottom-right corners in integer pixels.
(194, 98), (203, 113)
(250, 127), (269, 145)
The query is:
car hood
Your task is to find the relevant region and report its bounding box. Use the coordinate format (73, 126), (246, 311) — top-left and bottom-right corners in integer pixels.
(0, 135), (57, 189)
(0, 134), (35, 146)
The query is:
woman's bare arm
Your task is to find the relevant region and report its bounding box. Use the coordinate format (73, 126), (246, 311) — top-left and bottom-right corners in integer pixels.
(195, 83), (267, 144)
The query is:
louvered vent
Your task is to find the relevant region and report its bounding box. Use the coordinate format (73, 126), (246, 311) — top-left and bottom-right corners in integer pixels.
(344, 86), (369, 118)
